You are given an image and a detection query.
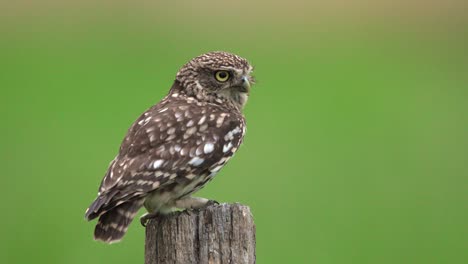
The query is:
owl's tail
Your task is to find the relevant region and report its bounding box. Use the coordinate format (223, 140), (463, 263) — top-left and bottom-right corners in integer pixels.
(93, 198), (145, 243)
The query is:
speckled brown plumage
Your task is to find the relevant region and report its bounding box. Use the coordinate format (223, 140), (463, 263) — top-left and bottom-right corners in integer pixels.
(85, 51), (254, 243)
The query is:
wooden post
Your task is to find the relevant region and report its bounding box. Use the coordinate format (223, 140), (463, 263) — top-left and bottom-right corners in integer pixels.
(145, 203), (256, 264)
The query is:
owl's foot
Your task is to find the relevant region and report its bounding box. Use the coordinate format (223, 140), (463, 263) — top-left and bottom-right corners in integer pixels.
(140, 212), (160, 227)
(205, 199), (219, 207)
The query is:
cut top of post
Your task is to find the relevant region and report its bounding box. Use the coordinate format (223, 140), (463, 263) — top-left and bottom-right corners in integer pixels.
(145, 203), (256, 264)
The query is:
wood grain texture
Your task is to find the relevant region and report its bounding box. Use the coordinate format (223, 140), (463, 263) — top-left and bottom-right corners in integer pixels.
(145, 203), (255, 264)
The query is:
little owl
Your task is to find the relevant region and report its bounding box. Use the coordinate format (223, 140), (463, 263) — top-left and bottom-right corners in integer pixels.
(84, 51), (254, 243)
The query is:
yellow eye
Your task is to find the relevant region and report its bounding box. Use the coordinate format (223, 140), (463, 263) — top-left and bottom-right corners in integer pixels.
(215, 71), (230, 82)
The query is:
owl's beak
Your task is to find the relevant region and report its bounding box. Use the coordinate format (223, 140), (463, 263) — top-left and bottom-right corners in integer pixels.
(240, 76), (251, 94)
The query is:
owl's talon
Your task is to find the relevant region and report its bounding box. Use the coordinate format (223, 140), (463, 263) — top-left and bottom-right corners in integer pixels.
(182, 209), (192, 215)
(206, 199), (219, 207)
(140, 212), (159, 227)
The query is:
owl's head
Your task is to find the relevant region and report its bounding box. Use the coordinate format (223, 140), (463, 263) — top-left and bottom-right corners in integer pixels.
(174, 51), (254, 110)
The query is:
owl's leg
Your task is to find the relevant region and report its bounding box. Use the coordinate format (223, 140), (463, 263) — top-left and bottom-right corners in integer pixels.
(140, 197), (218, 226)
(174, 197), (218, 210)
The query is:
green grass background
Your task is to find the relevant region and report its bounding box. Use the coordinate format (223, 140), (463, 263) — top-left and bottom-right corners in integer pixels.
(1, 1), (467, 263)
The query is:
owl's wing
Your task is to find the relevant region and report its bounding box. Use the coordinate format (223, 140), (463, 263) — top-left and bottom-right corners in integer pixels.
(85, 99), (245, 220)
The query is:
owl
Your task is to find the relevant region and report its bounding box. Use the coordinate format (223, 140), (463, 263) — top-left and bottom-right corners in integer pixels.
(84, 51), (254, 243)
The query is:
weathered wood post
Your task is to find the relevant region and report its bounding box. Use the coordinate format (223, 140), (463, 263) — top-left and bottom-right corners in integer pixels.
(145, 203), (256, 264)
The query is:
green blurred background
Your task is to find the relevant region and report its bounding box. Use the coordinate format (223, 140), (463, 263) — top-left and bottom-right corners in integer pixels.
(1, 1), (467, 263)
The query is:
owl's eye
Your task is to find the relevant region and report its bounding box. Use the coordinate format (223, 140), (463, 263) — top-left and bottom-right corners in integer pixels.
(214, 71), (230, 82)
